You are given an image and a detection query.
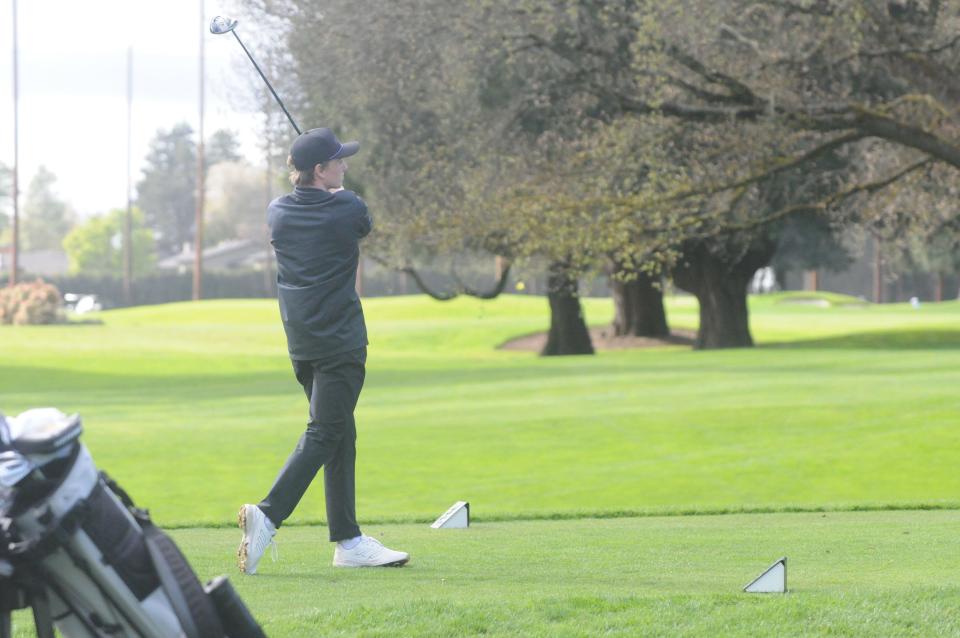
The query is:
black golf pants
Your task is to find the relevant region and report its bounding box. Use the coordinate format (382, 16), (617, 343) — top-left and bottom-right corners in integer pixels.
(258, 347), (366, 542)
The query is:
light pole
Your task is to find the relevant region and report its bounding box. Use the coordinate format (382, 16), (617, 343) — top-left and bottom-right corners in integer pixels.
(193, 0), (206, 301)
(9, 0), (20, 286)
(124, 46), (133, 304)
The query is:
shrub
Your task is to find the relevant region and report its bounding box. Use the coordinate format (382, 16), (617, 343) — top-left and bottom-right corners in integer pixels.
(0, 280), (65, 325)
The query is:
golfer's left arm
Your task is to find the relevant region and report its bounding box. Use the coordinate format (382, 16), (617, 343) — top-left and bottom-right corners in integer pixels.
(354, 196), (372, 239)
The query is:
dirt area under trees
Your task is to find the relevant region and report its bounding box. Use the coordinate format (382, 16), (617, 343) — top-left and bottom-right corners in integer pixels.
(498, 326), (697, 352)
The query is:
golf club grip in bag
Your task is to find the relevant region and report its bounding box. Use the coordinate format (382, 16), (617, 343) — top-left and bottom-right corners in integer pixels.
(0, 409), (267, 638)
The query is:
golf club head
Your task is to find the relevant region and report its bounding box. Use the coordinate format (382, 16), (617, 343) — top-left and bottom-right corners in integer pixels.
(209, 16), (238, 35)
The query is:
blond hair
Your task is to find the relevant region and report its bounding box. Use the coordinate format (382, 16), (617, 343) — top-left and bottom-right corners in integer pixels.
(287, 155), (330, 187)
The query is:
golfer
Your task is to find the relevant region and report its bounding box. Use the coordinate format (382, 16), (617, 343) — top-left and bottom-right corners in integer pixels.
(238, 128), (409, 574)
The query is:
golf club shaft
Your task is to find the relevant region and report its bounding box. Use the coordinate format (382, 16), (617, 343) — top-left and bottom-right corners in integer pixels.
(231, 30), (301, 135)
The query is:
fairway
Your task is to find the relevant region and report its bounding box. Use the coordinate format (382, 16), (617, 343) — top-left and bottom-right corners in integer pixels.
(2, 294), (959, 635)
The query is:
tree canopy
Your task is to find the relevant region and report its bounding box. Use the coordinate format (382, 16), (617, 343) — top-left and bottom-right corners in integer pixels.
(244, 0), (960, 271)
(21, 166), (74, 252)
(204, 161), (271, 246)
(243, 0), (960, 346)
(136, 123), (198, 256)
(62, 207), (156, 277)
(136, 124), (244, 256)
(0, 162), (11, 241)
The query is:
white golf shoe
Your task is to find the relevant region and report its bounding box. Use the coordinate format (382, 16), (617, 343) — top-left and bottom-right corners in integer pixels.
(333, 535), (410, 567)
(237, 504), (277, 575)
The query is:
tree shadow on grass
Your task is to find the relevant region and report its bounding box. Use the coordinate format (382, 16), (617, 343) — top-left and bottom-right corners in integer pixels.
(0, 360), (680, 401)
(762, 329), (960, 351)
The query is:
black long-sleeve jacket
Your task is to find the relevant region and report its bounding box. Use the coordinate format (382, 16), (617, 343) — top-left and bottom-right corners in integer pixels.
(267, 186), (372, 360)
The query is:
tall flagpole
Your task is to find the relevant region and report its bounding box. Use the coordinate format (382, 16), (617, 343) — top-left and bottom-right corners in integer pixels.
(193, 0), (205, 300)
(123, 46), (133, 303)
(10, 0), (20, 286)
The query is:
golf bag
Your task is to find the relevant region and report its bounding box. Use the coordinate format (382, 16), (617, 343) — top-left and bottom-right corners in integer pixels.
(0, 408), (266, 638)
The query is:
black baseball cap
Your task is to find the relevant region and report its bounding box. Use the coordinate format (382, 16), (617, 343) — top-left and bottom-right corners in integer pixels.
(289, 128), (360, 170)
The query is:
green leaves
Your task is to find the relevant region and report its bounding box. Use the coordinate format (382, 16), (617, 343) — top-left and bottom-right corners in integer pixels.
(62, 207), (155, 277)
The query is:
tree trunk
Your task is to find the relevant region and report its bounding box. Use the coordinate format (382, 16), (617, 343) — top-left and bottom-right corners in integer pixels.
(610, 272), (669, 337)
(873, 237), (884, 303)
(542, 263), (594, 356)
(775, 267), (788, 292)
(672, 239), (776, 349)
(691, 270), (753, 349)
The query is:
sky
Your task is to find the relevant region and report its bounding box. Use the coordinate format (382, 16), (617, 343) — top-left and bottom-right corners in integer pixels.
(0, 0), (269, 218)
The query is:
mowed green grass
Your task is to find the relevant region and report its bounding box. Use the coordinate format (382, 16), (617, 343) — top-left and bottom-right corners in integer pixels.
(10, 511), (960, 636)
(170, 509), (956, 637)
(2, 294), (959, 636)
(1, 294), (957, 526)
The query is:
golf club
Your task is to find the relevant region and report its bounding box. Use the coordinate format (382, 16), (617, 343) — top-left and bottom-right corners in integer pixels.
(209, 16), (302, 135)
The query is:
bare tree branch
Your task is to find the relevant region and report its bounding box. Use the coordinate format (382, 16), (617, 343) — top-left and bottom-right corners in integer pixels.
(849, 107), (960, 168)
(664, 46), (760, 104)
(451, 261), (513, 299)
(400, 265), (459, 301)
(718, 23), (762, 56)
(753, 0), (835, 17)
(366, 253), (512, 302)
(717, 157), (934, 235)
(835, 34), (960, 65)
(662, 131), (866, 202)
(614, 86), (960, 171)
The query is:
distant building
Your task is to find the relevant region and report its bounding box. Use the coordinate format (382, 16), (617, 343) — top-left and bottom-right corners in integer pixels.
(157, 239), (271, 273)
(0, 246), (69, 277)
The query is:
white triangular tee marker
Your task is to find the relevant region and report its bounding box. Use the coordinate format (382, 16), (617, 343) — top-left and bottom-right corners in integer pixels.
(431, 501), (469, 529)
(743, 557), (787, 593)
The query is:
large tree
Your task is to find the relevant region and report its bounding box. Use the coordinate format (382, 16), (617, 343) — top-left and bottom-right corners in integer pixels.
(136, 124), (244, 256)
(245, 0), (687, 353)
(499, 0), (960, 345)
(204, 161), (271, 246)
(0, 162), (11, 240)
(21, 166), (74, 252)
(246, 1), (523, 281)
(207, 129), (243, 166)
(136, 123), (198, 256)
(244, 0), (959, 350)
(600, 1), (960, 184)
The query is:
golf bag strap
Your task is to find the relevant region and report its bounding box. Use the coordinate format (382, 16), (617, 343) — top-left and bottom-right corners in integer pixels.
(141, 519), (224, 638)
(100, 472), (138, 512)
(98, 472), (223, 638)
(28, 587), (55, 638)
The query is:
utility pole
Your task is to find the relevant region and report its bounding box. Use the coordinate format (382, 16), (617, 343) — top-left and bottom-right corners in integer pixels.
(123, 46), (133, 304)
(872, 235), (883, 304)
(9, 0), (20, 286)
(193, 0), (206, 301)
